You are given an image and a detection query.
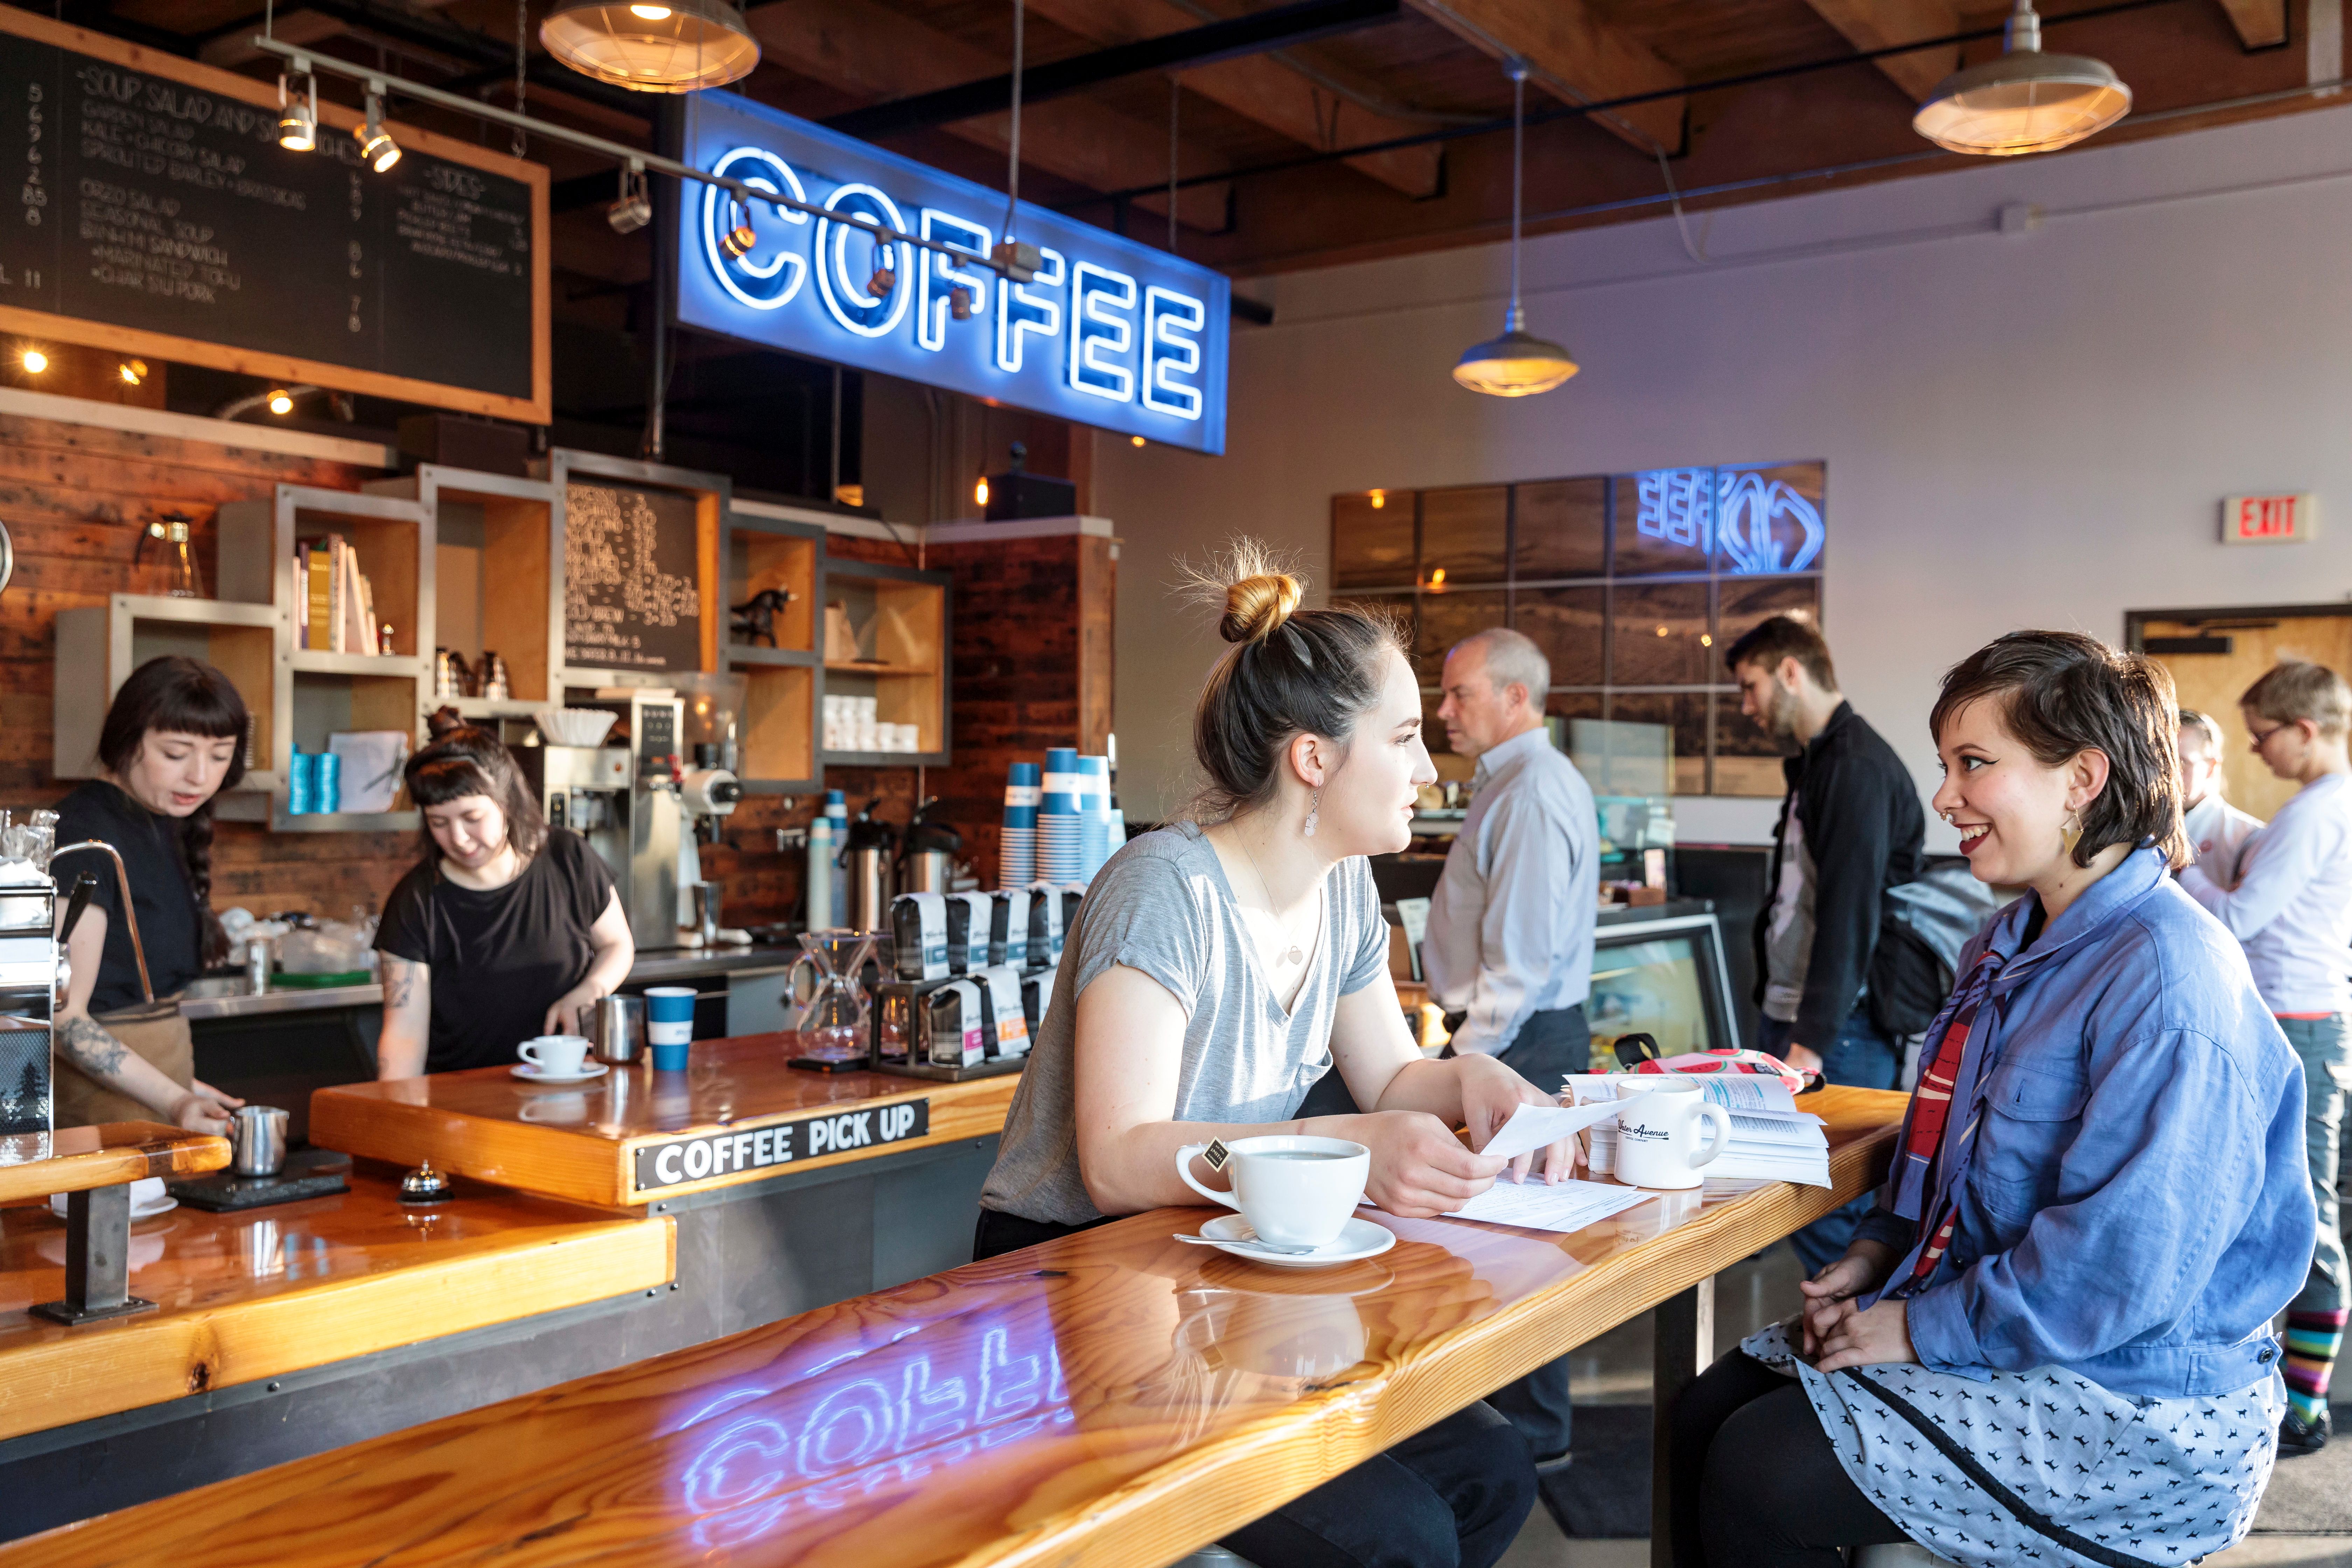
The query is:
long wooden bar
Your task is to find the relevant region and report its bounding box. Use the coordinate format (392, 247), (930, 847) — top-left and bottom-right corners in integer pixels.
(0, 1165), (673, 1443)
(0, 1124), (228, 1204)
(8, 1087), (1907, 1568)
(310, 1034), (1021, 1207)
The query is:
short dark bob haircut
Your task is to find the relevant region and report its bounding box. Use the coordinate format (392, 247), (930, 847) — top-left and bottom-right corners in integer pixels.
(97, 656), (250, 965)
(1930, 630), (2188, 870)
(403, 707), (548, 867)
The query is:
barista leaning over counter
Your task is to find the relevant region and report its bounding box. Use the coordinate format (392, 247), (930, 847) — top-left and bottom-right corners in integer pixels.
(49, 657), (250, 1132)
(374, 710), (634, 1079)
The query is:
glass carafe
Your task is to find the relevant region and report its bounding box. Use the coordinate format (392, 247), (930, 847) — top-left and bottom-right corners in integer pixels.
(788, 929), (877, 1063)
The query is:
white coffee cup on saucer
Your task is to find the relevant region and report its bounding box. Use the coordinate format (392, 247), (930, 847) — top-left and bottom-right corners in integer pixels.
(518, 1034), (592, 1075)
(1173, 1134), (1369, 1250)
(1611, 1075), (1732, 1190)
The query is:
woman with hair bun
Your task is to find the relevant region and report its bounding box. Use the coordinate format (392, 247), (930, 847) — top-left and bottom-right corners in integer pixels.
(372, 708), (633, 1078)
(979, 545), (1572, 1568)
(1670, 631), (2312, 1568)
(49, 656), (252, 1130)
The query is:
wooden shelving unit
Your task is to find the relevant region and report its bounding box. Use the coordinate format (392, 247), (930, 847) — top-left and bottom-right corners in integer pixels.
(721, 503), (824, 793)
(60, 459), (960, 833)
(819, 556), (951, 767)
(51, 595), (282, 813)
(217, 485), (433, 832)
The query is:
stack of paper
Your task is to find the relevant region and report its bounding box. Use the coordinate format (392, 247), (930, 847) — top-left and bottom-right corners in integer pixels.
(1565, 1072), (1832, 1188)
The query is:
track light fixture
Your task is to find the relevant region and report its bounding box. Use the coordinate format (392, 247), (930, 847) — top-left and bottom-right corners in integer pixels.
(974, 475), (990, 509)
(277, 63), (318, 152)
(718, 195), (757, 258)
(355, 84), (401, 172)
(267, 389), (295, 415)
(19, 348), (47, 375)
(868, 258), (897, 298)
(948, 285), (974, 322)
(607, 159), (652, 233)
(118, 359), (147, 386)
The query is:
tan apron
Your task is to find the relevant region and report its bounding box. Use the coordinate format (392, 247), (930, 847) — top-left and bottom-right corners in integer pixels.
(50, 996), (192, 1128)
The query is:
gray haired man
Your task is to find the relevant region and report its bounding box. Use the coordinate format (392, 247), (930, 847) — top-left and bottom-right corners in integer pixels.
(1426, 626), (1599, 1474)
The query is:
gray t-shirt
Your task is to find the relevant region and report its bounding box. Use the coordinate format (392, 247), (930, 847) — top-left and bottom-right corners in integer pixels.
(980, 823), (1392, 1227)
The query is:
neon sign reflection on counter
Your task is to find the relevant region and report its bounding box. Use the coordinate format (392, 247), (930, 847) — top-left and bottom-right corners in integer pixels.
(677, 93), (1230, 455)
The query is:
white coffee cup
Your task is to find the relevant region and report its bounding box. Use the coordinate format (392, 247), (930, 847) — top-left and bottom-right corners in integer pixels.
(518, 1034), (592, 1075)
(1611, 1075), (1733, 1190)
(1174, 1134), (1370, 1250)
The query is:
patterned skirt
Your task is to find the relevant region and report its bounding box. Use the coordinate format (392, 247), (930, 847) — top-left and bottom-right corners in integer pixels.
(1741, 1323), (2281, 1568)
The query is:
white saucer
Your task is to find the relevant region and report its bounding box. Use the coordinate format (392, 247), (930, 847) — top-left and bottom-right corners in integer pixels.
(49, 1194), (175, 1221)
(1196, 1213), (1396, 1269)
(511, 1062), (610, 1084)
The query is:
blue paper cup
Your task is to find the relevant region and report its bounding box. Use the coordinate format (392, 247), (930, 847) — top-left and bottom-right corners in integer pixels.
(647, 986), (695, 1071)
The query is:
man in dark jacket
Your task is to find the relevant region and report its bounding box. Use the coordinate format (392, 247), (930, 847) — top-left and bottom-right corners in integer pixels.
(1727, 615), (1924, 1274)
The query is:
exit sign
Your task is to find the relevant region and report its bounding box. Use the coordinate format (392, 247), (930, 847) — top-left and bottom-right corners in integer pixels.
(2222, 492), (2318, 544)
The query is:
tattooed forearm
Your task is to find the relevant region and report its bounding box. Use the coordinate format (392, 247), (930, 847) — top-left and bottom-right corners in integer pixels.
(58, 1015), (131, 1082)
(385, 958), (418, 1010)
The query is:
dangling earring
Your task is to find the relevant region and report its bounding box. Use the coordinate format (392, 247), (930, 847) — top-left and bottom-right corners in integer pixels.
(2061, 810), (2083, 855)
(1303, 789), (1320, 839)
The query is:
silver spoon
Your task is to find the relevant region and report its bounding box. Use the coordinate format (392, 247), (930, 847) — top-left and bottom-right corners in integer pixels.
(1172, 1231), (1320, 1256)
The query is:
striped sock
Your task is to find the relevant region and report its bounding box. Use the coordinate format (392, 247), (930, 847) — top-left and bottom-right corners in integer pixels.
(2283, 1308), (2347, 1426)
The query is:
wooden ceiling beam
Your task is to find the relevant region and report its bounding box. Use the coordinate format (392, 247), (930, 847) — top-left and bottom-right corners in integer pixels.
(1018, 0), (1442, 199)
(1402, 0), (1684, 155)
(1802, 0), (1961, 102)
(743, 0), (1230, 231)
(2212, 0), (2288, 48)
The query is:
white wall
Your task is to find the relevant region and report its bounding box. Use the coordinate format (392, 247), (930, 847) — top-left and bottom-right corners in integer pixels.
(1096, 102), (2352, 846)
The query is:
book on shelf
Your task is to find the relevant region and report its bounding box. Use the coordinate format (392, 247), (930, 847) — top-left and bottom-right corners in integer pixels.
(1564, 1071), (1833, 1188)
(294, 535), (381, 654)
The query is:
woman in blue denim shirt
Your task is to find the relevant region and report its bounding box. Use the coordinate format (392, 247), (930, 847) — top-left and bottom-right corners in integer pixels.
(1670, 632), (2314, 1568)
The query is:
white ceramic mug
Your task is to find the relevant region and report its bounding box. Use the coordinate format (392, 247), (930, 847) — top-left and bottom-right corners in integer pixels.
(1611, 1076), (1733, 1190)
(1174, 1134), (1370, 1250)
(518, 1034), (592, 1075)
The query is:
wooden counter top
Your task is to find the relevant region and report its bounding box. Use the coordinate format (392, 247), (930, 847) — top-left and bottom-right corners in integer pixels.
(0, 1166), (672, 1443)
(12, 1088), (1907, 1568)
(0, 1124), (229, 1205)
(310, 1035), (1021, 1208)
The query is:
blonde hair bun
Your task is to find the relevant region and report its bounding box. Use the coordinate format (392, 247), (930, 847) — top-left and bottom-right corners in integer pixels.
(1221, 572), (1302, 644)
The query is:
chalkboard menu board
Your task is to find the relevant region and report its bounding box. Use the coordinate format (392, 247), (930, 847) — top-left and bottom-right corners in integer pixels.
(564, 481), (703, 672)
(0, 12), (547, 421)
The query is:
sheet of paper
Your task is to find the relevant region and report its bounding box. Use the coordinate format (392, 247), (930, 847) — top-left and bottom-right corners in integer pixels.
(1476, 1099), (1625, 1163)
(1437, 1178), (1653, 1234)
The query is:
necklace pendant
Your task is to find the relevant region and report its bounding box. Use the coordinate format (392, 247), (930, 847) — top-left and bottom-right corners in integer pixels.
(1284, 945), (1303, 965)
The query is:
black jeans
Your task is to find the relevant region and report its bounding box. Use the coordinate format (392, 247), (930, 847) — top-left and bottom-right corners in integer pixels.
(1667, 1349), (1907, 1568)
(974, 1209), (1538, 1568)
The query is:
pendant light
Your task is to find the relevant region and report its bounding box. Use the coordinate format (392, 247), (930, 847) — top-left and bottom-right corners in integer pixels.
(1912, 0), (2130, 157)
(541, 0), (760, 93)
(276, 63), (318, 152)
(1453, 61), (1577, 398)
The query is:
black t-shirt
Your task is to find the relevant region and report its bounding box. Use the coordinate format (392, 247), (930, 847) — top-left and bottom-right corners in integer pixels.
(50, 780), (204, 1013)
(374, 829), (618, 1073)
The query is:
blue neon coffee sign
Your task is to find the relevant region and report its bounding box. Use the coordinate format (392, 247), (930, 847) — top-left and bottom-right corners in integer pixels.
(676, 93), (1229, 455)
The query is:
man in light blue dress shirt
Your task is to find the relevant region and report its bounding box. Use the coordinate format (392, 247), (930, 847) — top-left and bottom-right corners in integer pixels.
(1425, 626), (1600, 1483)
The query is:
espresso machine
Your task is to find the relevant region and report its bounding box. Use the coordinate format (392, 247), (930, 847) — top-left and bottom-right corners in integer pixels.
(520, 689), (687, 949)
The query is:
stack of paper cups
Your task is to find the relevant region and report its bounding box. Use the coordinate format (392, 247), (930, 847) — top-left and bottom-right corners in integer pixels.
(1000, 761), (1039, 888)
(1039, 747), (1083, 884)
(1076, 754), (1111, 880)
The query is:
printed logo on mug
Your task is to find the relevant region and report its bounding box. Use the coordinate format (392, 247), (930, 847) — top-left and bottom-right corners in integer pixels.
(1610, 1075), (1733, 1190)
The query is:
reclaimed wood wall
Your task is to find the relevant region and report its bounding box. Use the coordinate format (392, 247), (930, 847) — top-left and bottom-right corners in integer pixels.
(0, 406), (422, 920)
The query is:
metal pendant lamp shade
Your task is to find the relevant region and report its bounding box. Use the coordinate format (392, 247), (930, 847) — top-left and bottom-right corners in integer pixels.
(1454, 307), (1578, 397)
(541, 0), (761, 93)
(1913, 0), (2129, 156)
(1455, 63), (1576, 398)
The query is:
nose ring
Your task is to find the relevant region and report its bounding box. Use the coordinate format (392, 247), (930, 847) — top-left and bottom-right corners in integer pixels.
(1939, 810), (1955, 825)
